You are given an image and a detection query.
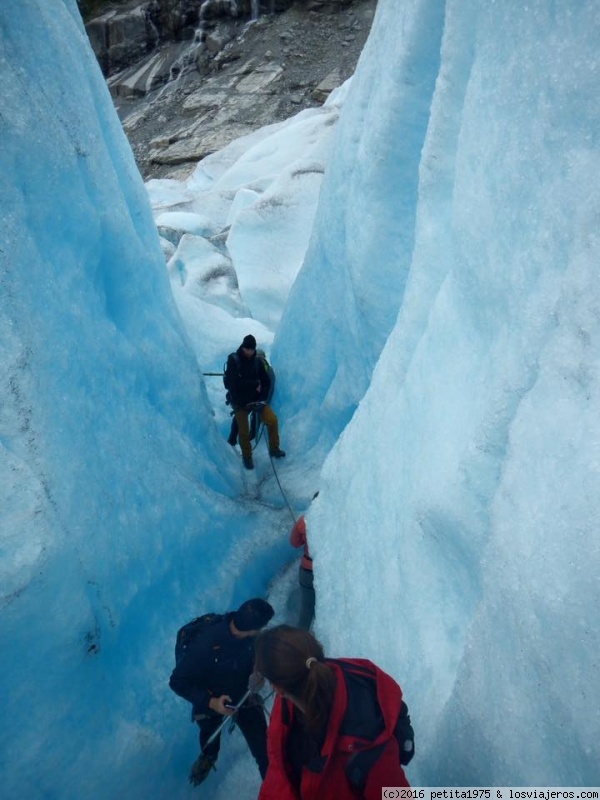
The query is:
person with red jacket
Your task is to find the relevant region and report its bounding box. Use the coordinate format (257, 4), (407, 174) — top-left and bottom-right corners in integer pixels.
(289, 515), (315, 630)
(255, 625), (413, 799)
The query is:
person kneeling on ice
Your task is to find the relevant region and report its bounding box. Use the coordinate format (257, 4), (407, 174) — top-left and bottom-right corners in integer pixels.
(169, 598), (275, 786)
(224, 334), (285, 470)
(254, 625), (414, 799)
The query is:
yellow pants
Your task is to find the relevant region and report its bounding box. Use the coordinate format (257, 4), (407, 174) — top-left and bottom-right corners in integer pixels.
(235, 405), (280, 460)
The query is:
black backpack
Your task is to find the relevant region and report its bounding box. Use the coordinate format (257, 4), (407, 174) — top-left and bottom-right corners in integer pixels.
(174, 613), (224, 664)
(335, 660), (415, 791)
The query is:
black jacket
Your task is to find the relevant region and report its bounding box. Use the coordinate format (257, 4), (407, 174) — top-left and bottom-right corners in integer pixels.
(169, 613), (256, 717)
(225, 348), (272, 409)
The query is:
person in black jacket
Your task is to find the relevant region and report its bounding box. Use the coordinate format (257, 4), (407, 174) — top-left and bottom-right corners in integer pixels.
(224, 334), (285, 470)
(169, 598), (275, 786)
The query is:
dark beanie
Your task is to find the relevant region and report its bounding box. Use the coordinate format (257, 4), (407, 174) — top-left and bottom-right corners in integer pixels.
(242, 334), (257, 350)
(234, 598), (274, 632)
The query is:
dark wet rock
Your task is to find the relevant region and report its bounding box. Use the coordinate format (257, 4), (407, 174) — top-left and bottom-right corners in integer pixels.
(84, 0), (377, 179)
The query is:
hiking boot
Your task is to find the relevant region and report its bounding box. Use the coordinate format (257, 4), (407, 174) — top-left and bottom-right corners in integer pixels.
(269, 448), (286, 458)
(227, 432), (237, 446)
(242, 456), (254, 470)
(189, 753), (217, 786)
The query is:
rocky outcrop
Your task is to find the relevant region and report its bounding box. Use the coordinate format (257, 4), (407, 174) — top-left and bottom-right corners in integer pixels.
(84, 0), (299, 77)
(136, 59), (291, 166)
(94, 0), (376, 179)
(85, 3), (159, 75)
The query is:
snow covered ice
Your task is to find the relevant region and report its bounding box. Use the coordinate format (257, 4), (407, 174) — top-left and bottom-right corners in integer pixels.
(2, 0), (600, 797)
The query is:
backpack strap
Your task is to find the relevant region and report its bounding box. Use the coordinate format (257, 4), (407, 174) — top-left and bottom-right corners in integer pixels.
(223, 352), (241, 397)
(334, 659), (409, 790)
(395, 701), (415, 765)
(224, 352), (240, 374)
(345, 742), (387, 792)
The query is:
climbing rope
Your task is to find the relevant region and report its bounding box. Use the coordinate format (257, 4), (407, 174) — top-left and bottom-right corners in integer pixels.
(245, 401), (266, 452)
(203, 372), (296, 522)
(239, 402), (296, 522)
(252, 411), (266, 451)
(267, 444), (296, 524)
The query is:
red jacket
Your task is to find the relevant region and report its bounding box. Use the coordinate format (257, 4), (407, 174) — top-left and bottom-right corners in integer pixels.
(290, 516), (313, 571)
(259, 658), (409, 799)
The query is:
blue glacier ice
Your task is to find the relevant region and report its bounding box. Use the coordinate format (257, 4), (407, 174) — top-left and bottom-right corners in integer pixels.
(1, 0), (599, 797)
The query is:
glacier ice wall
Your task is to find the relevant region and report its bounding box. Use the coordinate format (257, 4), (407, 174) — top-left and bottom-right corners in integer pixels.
(295, 0), (600, 786)
(0, 3), (259, 797)
(274, 0), (448, 455)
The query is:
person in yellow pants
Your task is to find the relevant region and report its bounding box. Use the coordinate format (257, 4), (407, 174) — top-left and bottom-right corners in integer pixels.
(224, 334), (285, 469)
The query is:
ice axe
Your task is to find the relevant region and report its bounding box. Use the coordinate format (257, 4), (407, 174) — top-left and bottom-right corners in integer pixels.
(202, 689), (252, 752)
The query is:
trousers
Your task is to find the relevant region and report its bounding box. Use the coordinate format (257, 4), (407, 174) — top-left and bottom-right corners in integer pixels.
(298, 566), (316, 631)
(235, 405), (279, 460)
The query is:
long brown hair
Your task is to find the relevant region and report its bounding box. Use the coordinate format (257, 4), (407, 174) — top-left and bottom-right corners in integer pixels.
(254, 625), (336, 733)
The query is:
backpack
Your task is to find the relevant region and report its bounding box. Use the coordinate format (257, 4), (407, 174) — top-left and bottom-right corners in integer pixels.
(174, 613), (224, 665)
(345, 702), (415, 790)
(335, 660), (415, 791)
